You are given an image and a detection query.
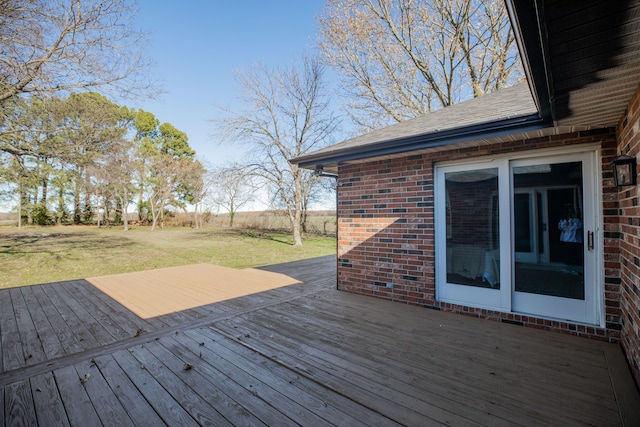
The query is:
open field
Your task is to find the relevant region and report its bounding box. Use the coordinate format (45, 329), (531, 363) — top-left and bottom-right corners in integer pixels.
(0, 226), (336, 289)
(0, 210), (338, 235)
(207, 210), (337, 235)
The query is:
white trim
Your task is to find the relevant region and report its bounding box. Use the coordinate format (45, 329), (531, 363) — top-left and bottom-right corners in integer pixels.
(435, 143), (602, 169)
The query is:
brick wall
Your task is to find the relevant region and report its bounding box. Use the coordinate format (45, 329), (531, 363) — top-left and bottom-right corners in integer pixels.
(337, 129), (620, 342)
(617, 84), (640, 386)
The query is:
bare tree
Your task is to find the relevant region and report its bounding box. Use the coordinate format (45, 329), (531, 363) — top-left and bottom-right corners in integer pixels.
(0, 0), (151, 107)
(210, 164), (257, 228)
(88, 137), (138, 230)
(217, 57), (339, 246)
(318, 0), (523, 130)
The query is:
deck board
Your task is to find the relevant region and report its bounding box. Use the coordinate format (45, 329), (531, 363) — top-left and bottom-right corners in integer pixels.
(30, 372), (70, 427)
(270, 295), (614, 394)
(53, 365), (102, 426)
(51, 283), (119, 346)
(4, 379), (36, 426)
(161, 334), (292, 426)
(19, 286), (66, 362)
(74, 358), (136, 427)
(60, 281), (133, 342)
(39, 283), (101, 351)
(30, 285), (85, 357)
(110, 348), (201, 427)
(92, 354), (166, 426)
(181, 328), (379, 427)
(181, 330), (380, 427)
(243, 298), (619, 425)
(10, 288), (47, 366)
(124, 343), (231, 427)
(148, 336), (264, 426)
(0, 289), (23, 372)
(0, 255), (638, 426)
(212, 312), (503, 426)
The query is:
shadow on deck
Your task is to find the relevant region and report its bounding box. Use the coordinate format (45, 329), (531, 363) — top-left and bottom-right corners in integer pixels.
(1, 255), (638, 426)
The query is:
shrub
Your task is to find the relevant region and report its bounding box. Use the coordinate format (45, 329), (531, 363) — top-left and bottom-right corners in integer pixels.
(31, 203), (53, 225)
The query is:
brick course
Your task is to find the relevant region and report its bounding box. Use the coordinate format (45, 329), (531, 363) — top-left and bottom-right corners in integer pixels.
(617, 84), (640, 386)
(337, 129), (622, 344)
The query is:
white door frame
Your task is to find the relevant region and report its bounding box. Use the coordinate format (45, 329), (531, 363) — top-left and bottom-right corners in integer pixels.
(510, 152), (600, 325)
(435, 147), (603, 326)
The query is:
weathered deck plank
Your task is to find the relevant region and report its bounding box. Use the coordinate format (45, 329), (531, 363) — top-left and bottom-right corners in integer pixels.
(160, 334), (290, 426)
(155, 334), (329, 427)
(275, 294), (613, 393)
(74, 358), (136, 427)
(182, 328), (383, 427)
(19, 286), (66, 362)
(4, 379), (36, 426)
(51, 282), (119, 346)
(127, 343), (233, 427)
(230, 297), (619, 425)
(91, 354), (166, 426)
(0, 289), (23, 372)
(61, 281), (135, 342)
(110, 348), (199, 426)
(53, 365), (102, 426)
(213, 312), (495, 426)
(39, 283), (101, 350)
(30, 372), (70, 427)
(30, 285), (85, 357)
(148, 336), (266, 426)
(9, 288), (48, 367)
(0, 255), (638, 427)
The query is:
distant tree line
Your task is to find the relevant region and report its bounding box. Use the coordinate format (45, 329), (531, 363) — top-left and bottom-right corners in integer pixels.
(0, 93), (204, 229)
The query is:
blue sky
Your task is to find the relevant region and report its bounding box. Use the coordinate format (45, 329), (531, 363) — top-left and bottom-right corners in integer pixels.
(133, 0), (330, 167)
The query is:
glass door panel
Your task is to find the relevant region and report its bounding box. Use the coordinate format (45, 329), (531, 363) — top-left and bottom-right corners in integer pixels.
(436, 164), (506, 311)
(445, 168), (500, 289)
(513, 162), (584, 300)
(511, 153), (598, 325)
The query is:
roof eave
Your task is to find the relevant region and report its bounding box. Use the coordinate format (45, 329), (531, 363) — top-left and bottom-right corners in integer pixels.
(295, 112), (549, 170)
(505, 0), (555, 123)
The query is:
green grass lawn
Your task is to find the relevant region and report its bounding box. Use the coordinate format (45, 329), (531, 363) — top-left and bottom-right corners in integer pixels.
(0, 225), (336, 288)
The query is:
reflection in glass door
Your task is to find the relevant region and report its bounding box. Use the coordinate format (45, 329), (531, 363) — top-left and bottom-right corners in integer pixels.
(445, 168), (500, 289)
(513, 162), (584, 299)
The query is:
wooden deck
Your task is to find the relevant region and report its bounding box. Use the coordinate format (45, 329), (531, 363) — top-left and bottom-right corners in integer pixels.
(1, 255), (638, 426)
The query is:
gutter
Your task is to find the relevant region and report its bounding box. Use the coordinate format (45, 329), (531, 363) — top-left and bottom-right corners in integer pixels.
(294, 112), (550, 170)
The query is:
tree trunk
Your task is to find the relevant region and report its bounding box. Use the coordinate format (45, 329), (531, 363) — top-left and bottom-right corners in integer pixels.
(73, 172), (81, 224)
(41, 175), (48, 205)
(229, 210), (235, 228)
(74, 197), (81, 223)
(193, 205), (199, 229)
(150, 198), (158, 231)
(292, 174), (303, 246)
(292, 216), (303, 246)
(123, 204), (129, 231)
(18, 183), (26, 228)
(17, 194), (22, 229)
(83, 173), (92, 223)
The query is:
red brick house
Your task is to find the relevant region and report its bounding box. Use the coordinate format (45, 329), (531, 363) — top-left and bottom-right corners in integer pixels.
(293, 0), (640, 386)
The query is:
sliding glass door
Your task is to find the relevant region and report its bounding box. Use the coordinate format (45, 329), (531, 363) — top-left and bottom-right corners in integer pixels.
(436, 151), (600, 324)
